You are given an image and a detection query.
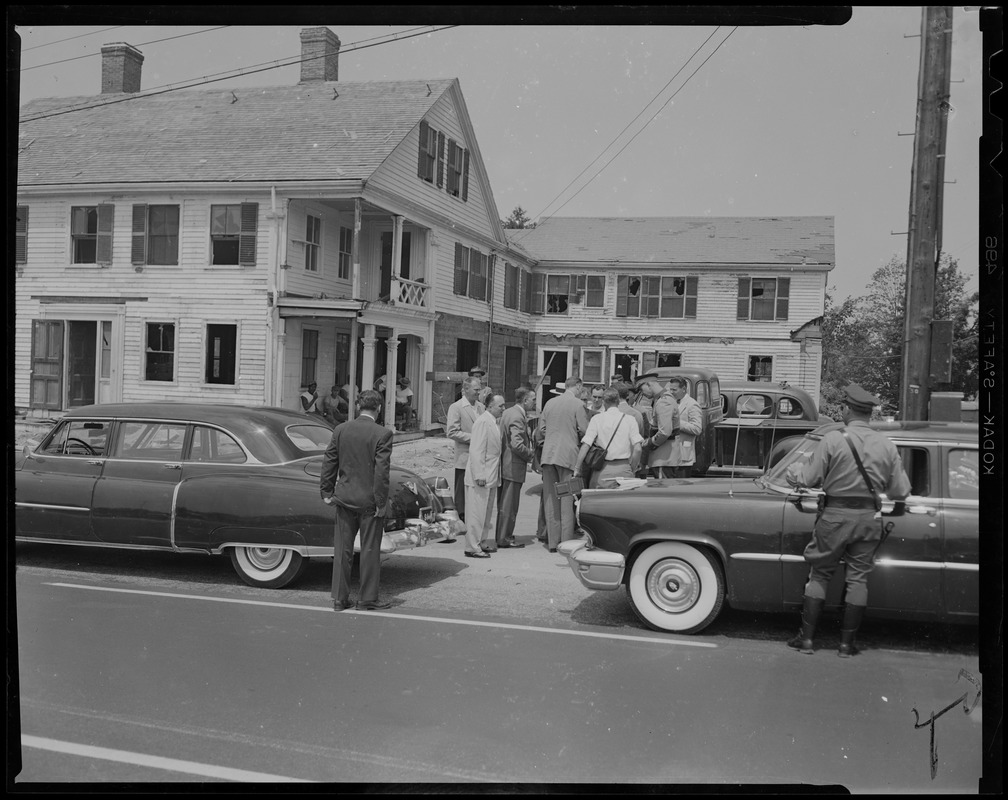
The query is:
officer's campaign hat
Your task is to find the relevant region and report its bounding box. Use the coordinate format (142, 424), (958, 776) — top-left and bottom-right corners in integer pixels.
(843, 383), (879, 413)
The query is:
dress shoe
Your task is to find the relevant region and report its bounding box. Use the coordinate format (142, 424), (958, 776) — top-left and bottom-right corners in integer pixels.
(356, 599), (393, 610)
(333, 599), (354, 611)
(498, 541), (526, 549)
(480, 544), (498, 553)
(548, 547), (558, 553)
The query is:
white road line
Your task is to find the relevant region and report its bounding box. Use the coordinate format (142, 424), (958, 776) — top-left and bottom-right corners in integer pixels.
(45, 581), (716, 648)
(20, 735), (311, 783)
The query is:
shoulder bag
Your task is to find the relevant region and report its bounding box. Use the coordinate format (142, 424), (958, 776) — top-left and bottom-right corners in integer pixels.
(583, 413), (626, 472)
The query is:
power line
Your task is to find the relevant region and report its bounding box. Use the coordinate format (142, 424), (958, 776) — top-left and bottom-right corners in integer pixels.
(19, 26), (458, 123)
(21, 27), (231, 71)
(515, 26), (738, 241)
(21, 26), (125, 52)
(527, 27), (724, 226)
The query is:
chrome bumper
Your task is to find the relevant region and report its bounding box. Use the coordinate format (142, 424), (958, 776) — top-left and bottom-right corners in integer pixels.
(557, 537), (626, 591)
(382, 514), (459, 554)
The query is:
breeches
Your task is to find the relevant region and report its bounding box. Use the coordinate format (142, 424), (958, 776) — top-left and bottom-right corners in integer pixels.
(802, 509), (881, 606)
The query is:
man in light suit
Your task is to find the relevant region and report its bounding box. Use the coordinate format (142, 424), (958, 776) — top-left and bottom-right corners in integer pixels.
(463, 394), (506, 557)
(495, 386), (537, 549)
(640, 375), (680, 479)
(446, 375), (485, 522)
(666, 377), (704, 477)
(537, 375), (589, 552)
(320, 389), (394, 611)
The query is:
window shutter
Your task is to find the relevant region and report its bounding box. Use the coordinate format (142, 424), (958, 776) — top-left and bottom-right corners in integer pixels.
(131, 204), (148, 265)
(239, 202), (258, 266)
(520, 269), (530, 312)
(487, 254), (495, 304)
(531, 272), (545, 314)
(16, 205), (28, 264)
(436, 132), (445, 188)
(685, 276), (698, 318)
(418, 120), (429, 179)
(775, 277), (790, 320)
(616, 275), (629, 317)
(737, 277), (751, 320)
(453, 242), (468, 295)
(461, 149), (470, 201)
(96, 203), (114, 265)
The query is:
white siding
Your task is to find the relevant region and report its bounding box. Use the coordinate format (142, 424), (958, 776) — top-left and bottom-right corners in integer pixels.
(283, 201), (354, 299)
(14, 193), (275, 411)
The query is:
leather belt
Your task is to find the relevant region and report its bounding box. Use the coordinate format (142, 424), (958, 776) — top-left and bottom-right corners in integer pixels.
(824, 496), (877, 510)
(604, 458), (630, 463)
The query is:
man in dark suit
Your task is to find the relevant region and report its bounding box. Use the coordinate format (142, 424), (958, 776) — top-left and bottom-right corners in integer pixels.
(320, 389), (395, 611)
(537, 375), (589, 552)
(495, 385), (538, 549)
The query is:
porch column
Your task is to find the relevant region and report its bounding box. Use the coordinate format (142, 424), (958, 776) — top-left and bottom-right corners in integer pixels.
(351, 199), (362, 300)
(347, 317), (359, 419)
(391, 215), (404, 302)
(360, 325), (377, 399)
(384, 332), (400, 430)
(417, 340), (429, 429)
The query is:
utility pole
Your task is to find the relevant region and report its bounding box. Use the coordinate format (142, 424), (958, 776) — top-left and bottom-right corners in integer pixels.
(899, 6), (953, 420)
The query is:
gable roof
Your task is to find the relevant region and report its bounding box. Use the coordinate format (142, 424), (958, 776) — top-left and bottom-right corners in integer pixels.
(504, 216), (835, 267)
(17, 79), (457, 186)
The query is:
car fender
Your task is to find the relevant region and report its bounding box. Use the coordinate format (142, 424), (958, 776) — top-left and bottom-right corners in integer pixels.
(625, 530), (729, 576)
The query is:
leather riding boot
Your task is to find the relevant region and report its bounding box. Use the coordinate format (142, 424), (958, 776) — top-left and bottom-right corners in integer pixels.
(786, 596), (824, 654)
(838, 604), (866, 658)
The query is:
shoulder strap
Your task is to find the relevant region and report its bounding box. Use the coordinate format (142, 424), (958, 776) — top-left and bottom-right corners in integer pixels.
(601, 413), (626, 448)
(841, 429), (881, 511)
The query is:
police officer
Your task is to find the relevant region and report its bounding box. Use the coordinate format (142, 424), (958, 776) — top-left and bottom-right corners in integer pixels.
(785, 383), (911, 657)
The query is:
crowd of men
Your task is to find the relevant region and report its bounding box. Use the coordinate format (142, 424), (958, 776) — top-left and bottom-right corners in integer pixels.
(446, 369), (704, 555)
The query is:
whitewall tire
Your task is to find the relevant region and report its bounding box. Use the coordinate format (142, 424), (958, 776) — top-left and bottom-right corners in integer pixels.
(626, 541), (725, 634)
(229, 546), (307, 589)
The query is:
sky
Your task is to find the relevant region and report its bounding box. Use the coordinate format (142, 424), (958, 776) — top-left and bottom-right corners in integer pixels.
(11, 8), (988, 301)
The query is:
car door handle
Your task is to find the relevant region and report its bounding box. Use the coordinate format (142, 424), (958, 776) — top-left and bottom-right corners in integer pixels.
(906, 504), (936, 516)
(87, 459), (104, 466)
(163, 463), (182, 470)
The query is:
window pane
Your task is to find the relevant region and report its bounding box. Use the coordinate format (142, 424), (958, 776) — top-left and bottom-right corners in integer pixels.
(116, 421), (187, 460)
(146, 323), (175, 381)
(206, 324), (237, 384)
(948, 448), (979, 500)
(189, 425), (246, 463)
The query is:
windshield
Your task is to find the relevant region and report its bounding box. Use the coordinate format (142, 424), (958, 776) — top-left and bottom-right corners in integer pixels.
(761, 432), (823, 491)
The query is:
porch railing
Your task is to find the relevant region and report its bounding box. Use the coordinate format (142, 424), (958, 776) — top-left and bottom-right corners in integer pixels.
(391, 277), (429, 309)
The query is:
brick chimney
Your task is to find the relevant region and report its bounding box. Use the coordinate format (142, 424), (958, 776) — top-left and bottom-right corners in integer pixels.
(101, 42), (144, 94)
(299, 27), (340, 83)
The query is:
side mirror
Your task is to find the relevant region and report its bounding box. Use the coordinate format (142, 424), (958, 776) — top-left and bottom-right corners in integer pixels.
(22, 442), (38, 460)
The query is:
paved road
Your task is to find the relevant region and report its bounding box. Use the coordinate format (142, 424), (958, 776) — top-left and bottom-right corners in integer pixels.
(12, 565), (983, 788)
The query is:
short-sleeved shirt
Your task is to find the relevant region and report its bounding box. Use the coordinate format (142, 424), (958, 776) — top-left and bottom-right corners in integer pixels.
(581, 406), (644, 460)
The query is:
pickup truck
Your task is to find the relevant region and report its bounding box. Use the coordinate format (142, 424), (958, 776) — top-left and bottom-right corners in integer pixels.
(631, 370), (827, 477)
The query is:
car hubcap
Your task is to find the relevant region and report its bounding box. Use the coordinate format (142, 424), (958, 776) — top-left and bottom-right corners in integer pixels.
(245, 547), (287, 571)
(646, 558), (700, 614)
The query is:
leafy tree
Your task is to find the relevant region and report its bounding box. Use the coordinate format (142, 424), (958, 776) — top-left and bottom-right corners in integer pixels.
(502, 206), (535, 229)
(819, 254), (977, 417)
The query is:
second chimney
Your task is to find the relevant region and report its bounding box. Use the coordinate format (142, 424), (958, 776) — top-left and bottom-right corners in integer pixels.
(299, 27), (340, 83)
(101, 42), (144, 94)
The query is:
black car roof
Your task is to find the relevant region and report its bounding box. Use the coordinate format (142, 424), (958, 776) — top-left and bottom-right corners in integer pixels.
(61, 402), (334, 463)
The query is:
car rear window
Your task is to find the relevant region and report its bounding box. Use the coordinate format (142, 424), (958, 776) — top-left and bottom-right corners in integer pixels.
(287, 424), (333, 452)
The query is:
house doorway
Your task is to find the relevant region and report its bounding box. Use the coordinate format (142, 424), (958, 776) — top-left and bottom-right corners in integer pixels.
(67, 321), (97, 407)
(538, 348), (569, 410)
(611, 352), (642, 384)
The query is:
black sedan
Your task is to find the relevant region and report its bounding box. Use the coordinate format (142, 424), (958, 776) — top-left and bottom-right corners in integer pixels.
(15, 403), (459, 588)
(558, 421), (978, 634)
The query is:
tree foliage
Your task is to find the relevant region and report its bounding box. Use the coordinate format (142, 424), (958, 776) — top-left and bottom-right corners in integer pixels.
(501, 206), (535, 229)
(820, 254), (978, 418)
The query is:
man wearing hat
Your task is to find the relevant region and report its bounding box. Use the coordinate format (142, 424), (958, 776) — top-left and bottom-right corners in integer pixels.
(638, 375), (680, 478)
(785, 383), (911, 657)
(446, 374), (485, 522)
